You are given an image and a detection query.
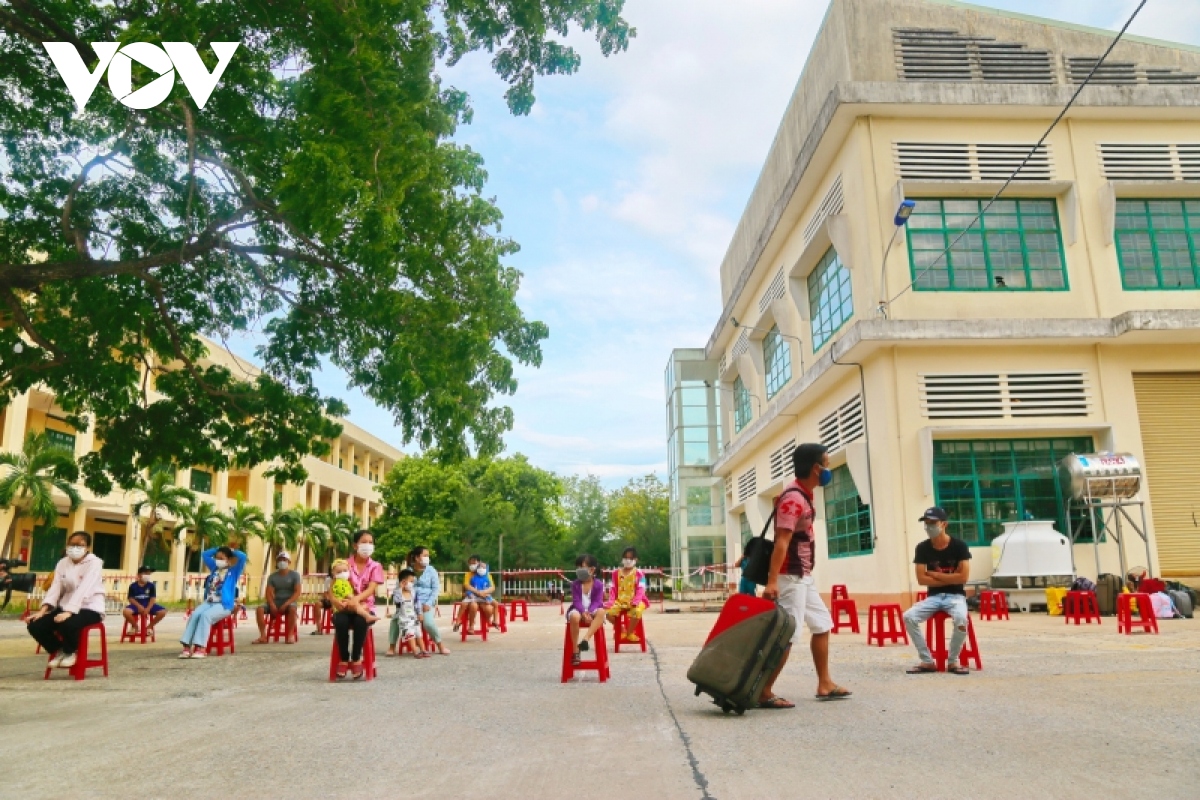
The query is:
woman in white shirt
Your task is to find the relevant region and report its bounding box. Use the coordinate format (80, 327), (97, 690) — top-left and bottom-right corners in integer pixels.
(26, 531), (106, 670)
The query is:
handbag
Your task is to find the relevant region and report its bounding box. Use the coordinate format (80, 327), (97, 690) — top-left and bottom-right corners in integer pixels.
(742, 487), (803, 586)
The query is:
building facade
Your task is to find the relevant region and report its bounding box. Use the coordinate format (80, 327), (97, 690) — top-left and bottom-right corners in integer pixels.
(672, 0), (1200, 605)
(1, 339), (403, 600)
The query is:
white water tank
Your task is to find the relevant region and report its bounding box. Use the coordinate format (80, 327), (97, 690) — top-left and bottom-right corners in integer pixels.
(990, 520), (1073, 578)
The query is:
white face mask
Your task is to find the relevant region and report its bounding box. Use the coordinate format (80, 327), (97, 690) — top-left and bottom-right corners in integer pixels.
(357, 543), (374, 557)
(924, 523), (943, 539)
(214, 558), (228, 569)
(66, 546), (86, 561)
(277, 560), (288, 570)
(475, 566), (487, 576)
(403, 582), (414, 593)
(333, 571), (349, 581)
(622, 558), (635, 569)
(419, 556), (430, 567)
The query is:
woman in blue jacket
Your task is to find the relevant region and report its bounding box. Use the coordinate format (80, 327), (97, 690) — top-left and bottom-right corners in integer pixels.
(179, 545), (247, 659)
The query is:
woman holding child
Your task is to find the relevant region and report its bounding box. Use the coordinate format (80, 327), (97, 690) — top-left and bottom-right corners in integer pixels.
(329, 530), (384, 680)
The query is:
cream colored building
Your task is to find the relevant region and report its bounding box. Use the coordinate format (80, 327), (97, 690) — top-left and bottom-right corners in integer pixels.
(1, 338), (403, 600)
(672, 0), (1200, 605)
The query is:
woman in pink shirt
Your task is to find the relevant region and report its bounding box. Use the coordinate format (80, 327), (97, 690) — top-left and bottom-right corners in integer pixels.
(26, 531), (106, 670)
(332, 530), (384, 680)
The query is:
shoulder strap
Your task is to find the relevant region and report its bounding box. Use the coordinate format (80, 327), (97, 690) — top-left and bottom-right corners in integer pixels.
(756, 487), (804, 540)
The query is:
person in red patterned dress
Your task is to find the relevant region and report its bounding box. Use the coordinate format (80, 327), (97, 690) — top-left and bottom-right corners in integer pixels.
(759, 443), (852, 708)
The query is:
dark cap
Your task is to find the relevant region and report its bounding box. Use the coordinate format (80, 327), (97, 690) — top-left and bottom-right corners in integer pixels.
(918, 507), (949, 522)
(137, 565), (153, 574)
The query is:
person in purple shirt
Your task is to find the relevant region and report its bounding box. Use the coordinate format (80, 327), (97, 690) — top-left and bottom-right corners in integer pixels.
(566, 553), (606, 666)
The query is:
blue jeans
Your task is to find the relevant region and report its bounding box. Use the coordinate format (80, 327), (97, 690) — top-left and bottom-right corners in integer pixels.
(181, 602), (231, 647)
(904, 594), (969, 665)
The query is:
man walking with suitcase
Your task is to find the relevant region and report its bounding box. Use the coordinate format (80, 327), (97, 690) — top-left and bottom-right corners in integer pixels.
(760, 443), (852, 708)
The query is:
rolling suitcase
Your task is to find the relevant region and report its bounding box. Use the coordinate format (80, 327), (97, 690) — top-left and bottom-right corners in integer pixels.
(1168, 589), (1193, 619)
(687, 594), (796, 716)
(1095, 573), (1122, 616)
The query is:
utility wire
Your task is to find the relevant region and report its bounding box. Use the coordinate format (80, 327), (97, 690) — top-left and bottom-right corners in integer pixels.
(883, 0), (1149, 309)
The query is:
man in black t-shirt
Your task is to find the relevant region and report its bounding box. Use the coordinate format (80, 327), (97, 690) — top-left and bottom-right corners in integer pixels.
(903, 507), (973, 675)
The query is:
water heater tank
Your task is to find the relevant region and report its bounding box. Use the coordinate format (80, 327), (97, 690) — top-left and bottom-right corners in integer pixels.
(990, 520), (1074, 578)
(1058, 453), (1142, 501)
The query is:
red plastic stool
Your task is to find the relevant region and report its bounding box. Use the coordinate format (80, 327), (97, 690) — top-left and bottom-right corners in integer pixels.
(45, 623), (108, 681)
(120, 613), (157, 644)
(206, 615), (237, 656)
(831, 584), (849, 601)
(495, 603), (508, 634)
(831, 598), (860, 634)
(867, 604), (908, 647)
(239, 605), (248, 621)
(1117, 593), (1157, 635)
(301, 603), (317, 624)
(328, 626), (377, 681)
(978, 590), (1010, 621)
(451, 601), (462, 623)
(612, 610), (648, 653)
(924, 611), (981, 671)
(1063, 590), (1101, 625)
(508, 598), (529, 622)
(266, 611), (291, 642)
(561, 623), (610, 683)
(915, 591), (928, 603)
(460, 604), (491, 642)
(316, 606), (333, 634)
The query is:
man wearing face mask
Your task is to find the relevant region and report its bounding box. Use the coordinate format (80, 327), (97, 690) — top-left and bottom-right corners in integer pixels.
(903, 507), (973, 675)
(759, 443), (852, 708)
(253, 551), (302, 644)
(26, 531), (106, 670)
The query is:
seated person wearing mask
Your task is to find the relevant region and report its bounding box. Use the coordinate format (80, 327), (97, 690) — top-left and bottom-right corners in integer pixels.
(253, 551), (302, 644)
(123, 565), (168, 631)
(26, 531), (106, 670)
(903, 507), (973, 675)
(456, 555), (495, 633)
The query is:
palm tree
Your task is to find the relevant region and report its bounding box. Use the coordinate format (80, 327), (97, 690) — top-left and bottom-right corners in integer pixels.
(279, 506), (324, 573)
(316, 509), (357, 566)
(255, 512), (299, 592)
(224, 498), (266, 553)
(179, 500), (229, 572)
(0, 431), (83, 558)
(130, 470), (195, 564)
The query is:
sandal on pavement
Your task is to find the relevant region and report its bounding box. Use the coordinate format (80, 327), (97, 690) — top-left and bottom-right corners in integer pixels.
(948, 664), (970, 675)
(757, 696), (795, 709)
(906, 663), (938, 675)
(349, 663), (364, 680)
(336, 663), (349, 679)
(816, 688), (852, 701)
(571, 653), (582, 666)
(251, 638), (268, 645)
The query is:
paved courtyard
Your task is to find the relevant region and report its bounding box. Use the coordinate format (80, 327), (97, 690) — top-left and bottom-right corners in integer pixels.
(1, 604), (1198, 799)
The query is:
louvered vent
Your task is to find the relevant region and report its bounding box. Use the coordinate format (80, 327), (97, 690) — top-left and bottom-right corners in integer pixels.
(894, 28), (1054, 84)
(818, 395), (864, 453)
(737, 468), (757, 503)
(718, 353), (727, 376)
(769, 439), (796, 482)
(731, 330), (750, 360)
(802, 175), (844, 244)
(1098, 143), (1200, 181)
(920, 372), (1090, 419)
(759, 268), (786, 313)
(895, 143), (1053, 181)
(1067, 57), (1199, 85)
(1145, 68), (1200, 85)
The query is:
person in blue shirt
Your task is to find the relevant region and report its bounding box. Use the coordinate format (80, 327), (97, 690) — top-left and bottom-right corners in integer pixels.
(179, 545), (246, 659)
(456, 554), (496, 635)
(737, 554), (758, 597)
(123, 565), (167, 630)
(411, 546), (449, 655)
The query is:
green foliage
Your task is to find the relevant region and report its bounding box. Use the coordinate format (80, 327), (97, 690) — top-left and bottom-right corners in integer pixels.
(559, 474), (612, 565)
(0, 431), (82, 557)
(178, 499), (228, 569)
(608, 474), (669, 568)
(0, 0), (632, 493)
(130, 469), (195, 562)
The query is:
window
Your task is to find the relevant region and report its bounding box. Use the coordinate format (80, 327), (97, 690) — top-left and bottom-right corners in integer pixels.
(144, 537), (172, 573)
(353, 465), (359, 475)
(933, 437), (1095, 546)
(687, 487), (713, 526)
(733, 376), (752, 432)
(762, 326), (792, 398)
(189, 469), (213, 494)
(907, 199), (1067, 291)
(808, 248), (853, 351)
(824, 466), (872, 557)
(92, 532), (123, 569)
(30, 526), (66, 572)
(739, 513), (752, 546)
(1114, 199), (1200, 290)
(43, 428), (75, 453)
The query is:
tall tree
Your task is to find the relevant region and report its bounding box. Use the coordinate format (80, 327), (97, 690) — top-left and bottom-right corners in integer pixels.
(224, 498), (265, 555)
(0, 1), (633, 494)
(178, 499), (227, 571)
(129, 469), (195, 563)
(255, 512), (297, 594)
(278, 505), (324, 573)
(559, 474), (613, 566)
(0, 431), (82, 557)
(609, 474), (670, 568)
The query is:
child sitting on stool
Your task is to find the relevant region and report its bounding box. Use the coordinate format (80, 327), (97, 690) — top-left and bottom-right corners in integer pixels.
(606, 546), (649, 642)
(387, 568), (424, 658)
(330, 559), (379, 623)
(567, 553), (606, 666)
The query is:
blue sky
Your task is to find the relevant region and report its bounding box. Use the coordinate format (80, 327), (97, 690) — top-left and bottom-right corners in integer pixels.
(231, 0), (1200, 485)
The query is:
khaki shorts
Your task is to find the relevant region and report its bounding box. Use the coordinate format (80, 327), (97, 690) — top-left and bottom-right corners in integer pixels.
(777, 574), (833, 642)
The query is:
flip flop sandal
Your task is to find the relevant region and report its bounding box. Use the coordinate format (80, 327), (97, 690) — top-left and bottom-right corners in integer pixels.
(906, 664), (938, 674)
(571, 653), (582, 666)
(948, 665), (970, 675)
(816, 689), (852, 701)
(757, 696), (795, 709)
(336, 664), (349, 679)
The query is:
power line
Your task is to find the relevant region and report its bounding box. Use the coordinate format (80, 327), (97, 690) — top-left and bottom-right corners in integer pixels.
(883, 0), (1149, 309)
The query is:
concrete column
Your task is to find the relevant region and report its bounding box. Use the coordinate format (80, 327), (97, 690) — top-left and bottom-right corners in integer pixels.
(2, 390), (30, 451)
(168, 526), (186, 601)
(359, 498), (369, 528)
(123, 515), (140, 574)
(331, 437), (341, 467)
(347, 442), (356, 475)
(215, 470), (230, 507)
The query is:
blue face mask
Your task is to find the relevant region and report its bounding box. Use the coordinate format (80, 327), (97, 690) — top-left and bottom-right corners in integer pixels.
(818, 468), (833, 487)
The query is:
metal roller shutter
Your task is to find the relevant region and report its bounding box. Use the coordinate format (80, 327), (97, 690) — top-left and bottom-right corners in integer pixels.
(1134, 373), (1200, 577)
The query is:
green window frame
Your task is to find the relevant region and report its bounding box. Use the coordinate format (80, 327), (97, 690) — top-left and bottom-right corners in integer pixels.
(43, 428), (75, 453)
(824, 465), (872, 558)
(190, 469), (213, 494)
(762, 326), (792, 399)
(92, 532), (123, 569)
(30, 525), (67, 572)
(733, 376), (752, 432)
(932, 437), (1095, 546)
(1114, 199), (1200, 290)
(808, 248), (853, 351)
(907, 198), (1068, 291)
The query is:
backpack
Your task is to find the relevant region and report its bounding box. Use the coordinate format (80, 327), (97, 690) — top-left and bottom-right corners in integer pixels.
(742, 487), (808, 586)
(1070, 576), (1096, 593)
